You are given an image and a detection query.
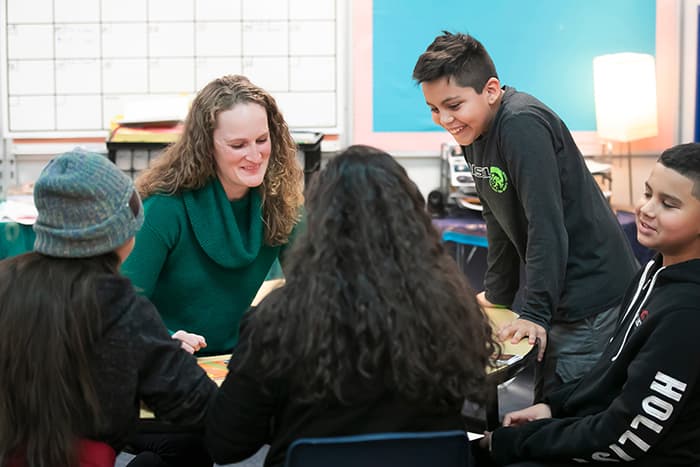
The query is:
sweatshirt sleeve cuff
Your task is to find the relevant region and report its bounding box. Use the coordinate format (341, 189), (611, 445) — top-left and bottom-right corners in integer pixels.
(489, 427), (517, 466)
(515, 311), (550, 331)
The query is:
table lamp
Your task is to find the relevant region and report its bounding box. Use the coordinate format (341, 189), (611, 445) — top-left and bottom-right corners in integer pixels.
(593, 52), (658, 207)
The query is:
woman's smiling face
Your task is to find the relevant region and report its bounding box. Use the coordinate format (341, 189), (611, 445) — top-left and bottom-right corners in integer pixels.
(212, 102), (271, 200)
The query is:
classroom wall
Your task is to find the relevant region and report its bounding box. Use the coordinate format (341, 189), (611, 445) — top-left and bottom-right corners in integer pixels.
(1, 0), (695, 208)
(352, 0), (680, 156)
(373, 0), (656, 134)
(1, 0), (345, 137)
(351, 0), (685, 207)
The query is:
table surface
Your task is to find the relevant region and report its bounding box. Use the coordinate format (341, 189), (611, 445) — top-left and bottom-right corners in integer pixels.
(485, 307), (533, 358)
(432, 209), (652, 264)
(251, 278), (285, 306)
(140, 283), (534, 421)
(252, 280), (536, 369)
(433, 209), (637, 238)
(481, 306), (536, 430)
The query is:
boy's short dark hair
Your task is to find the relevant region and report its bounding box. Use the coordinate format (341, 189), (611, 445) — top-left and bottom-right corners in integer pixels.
(658, 143), (700, 200)
(412, 31), (498, 93)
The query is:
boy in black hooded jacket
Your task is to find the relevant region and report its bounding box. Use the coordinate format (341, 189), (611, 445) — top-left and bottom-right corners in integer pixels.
(480, 143), (700, 466)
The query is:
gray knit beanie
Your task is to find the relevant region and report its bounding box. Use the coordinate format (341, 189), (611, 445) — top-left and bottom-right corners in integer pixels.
(33, 150), (144, 258)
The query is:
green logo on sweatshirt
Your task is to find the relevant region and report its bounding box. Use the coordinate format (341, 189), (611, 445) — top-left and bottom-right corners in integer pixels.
(489, 166), (508, 193)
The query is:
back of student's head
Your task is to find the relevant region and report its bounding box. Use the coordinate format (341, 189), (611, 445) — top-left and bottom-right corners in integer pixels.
(304, 144), (431, 261)
(658, 142), (700, 200)
(0, 149), (142, 467)
(247, 144), (497, 407)
(413, 31), (498, 92)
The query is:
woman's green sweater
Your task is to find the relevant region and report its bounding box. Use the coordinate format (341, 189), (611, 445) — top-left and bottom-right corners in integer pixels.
(122, 179), (297, 355)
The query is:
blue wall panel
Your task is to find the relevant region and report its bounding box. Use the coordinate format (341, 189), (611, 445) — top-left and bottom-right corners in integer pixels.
(373, 0), (656, 133)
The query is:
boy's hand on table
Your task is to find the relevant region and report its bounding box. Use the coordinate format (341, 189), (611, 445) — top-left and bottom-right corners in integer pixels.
(498, 318), (547, 361)
(172, 330), (207, 354)
(502, 403), (552, 427)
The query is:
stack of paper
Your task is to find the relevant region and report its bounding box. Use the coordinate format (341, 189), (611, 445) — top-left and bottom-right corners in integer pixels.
(0, 197), (37, 225)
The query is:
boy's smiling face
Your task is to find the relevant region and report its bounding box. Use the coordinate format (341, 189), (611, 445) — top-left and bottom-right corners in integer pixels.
(421, 76), (502, 146)
(636, 162), (700, 266)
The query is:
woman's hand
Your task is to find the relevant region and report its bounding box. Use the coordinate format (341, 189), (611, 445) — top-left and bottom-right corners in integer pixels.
(172, 330), (207, 354)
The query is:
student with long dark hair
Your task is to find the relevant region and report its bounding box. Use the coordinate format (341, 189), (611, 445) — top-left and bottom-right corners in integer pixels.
(206, 144), (499, 466)
(0, 150), (216, 467)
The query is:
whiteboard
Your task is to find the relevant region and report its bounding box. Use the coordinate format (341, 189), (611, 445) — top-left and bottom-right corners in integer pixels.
(1, 0), (346, 138)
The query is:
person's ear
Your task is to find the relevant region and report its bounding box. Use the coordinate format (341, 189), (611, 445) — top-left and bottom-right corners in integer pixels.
(483, 77), (501, 104)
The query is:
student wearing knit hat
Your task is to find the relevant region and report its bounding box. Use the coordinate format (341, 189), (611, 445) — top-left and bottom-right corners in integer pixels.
(0, 150), (216, 467)
(33, 149), (144, 259)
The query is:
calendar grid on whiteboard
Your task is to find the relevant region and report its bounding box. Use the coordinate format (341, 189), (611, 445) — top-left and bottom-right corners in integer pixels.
(1, 0), (344, 138)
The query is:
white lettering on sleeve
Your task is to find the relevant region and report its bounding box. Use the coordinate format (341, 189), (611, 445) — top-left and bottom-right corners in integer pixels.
(591, 450), (623, 462)
(642, 396), (673, 421)
(630, 414), (662, 434)
(618, 430), (651, 452)
(650, 371), (686, 402)
(573, 371), (687, 464)
(608, 444), (635, 461)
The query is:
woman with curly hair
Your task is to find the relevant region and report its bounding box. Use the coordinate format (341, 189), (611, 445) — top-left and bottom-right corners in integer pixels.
(206, 144), (499, 466)
(122, 74), (304, 357)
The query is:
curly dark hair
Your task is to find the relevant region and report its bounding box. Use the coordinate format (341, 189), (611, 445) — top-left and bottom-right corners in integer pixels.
(243, 145), (499, 406)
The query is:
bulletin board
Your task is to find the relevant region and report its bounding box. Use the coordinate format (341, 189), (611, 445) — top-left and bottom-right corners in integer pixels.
(0, 0), (345, 138)
(351, 0), (678, 154)
(373, 0), (655, 133)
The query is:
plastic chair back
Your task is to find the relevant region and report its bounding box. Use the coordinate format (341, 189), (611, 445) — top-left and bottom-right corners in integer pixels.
(284, 430), (472, 467)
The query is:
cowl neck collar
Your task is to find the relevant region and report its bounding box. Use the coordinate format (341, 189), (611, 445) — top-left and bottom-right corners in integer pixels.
(183, 179), (264, 268)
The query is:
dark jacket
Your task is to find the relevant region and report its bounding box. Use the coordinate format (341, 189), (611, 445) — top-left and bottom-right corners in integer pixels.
(89, 275), (217, 452)
(462, 86), (639, 327)
(205, 299), (465, 467)
(491, 256), (700, 466)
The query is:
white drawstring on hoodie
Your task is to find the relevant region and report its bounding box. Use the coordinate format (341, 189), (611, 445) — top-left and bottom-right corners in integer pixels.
(611, 260), (666, 362)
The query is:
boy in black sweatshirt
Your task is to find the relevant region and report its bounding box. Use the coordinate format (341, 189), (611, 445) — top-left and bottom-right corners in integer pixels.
(480, 143), (700, 466)
(413, 32), (639, 398)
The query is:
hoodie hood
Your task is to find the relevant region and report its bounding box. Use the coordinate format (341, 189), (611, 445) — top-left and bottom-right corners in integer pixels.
(611, 255), (700, 361)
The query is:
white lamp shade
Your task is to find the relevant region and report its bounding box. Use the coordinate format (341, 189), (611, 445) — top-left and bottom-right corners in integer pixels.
(593, 52), (658, 142)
